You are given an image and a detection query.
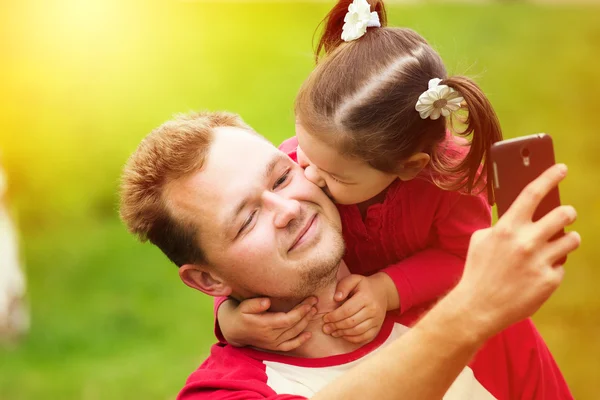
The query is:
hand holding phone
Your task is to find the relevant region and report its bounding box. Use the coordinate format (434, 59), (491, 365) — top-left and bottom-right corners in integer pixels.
(490, 133), (565, 262)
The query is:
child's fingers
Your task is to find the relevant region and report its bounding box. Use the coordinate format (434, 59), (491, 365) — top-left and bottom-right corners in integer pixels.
(269, 297), (317, 329)
(276, 331), (313, 352)
(239, 297), (271, 314)
(296, 296), (319, 308)
(267, 307), (311, 330)
(326, 308), (370, 332)
(331, 318), (374, 338)
(339, 327), (380, 344)
(277, 307), (318, 343)
(333, 274), (363, 302)
(323, 297), (364, 324)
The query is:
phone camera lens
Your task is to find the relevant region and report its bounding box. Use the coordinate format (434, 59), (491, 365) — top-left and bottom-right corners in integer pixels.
(521, 148), (530, 158)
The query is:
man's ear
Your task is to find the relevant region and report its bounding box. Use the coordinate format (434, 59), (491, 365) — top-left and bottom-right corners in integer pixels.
(395, 153), (431, 181)
(179, 264), (233, 298)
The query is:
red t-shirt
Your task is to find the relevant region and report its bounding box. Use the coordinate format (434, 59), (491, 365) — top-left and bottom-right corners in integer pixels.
(179, 317), (573, 400)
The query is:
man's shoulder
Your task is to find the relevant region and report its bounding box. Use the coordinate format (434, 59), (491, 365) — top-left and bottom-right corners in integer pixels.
(177, 316), (408, 399)
(177, 344), (275, 399)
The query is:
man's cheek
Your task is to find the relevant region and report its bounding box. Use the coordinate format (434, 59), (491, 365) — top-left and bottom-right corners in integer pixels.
(317, 186), (337, 206)
(300, 179), (326, 199)
(237, 237), (272, 259)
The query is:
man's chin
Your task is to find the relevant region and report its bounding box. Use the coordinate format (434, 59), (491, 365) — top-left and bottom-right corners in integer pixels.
(295, 239), (344, 296)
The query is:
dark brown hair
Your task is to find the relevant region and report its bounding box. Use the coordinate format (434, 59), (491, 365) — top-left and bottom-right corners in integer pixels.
(296, 0), (502, 202)
(119, 111), (252, 267)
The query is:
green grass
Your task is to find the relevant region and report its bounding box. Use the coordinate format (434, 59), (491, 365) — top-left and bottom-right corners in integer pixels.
(0, 1), (599, 399)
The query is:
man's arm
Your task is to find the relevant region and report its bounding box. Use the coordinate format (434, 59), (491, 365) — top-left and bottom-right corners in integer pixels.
(313, 287), (489, 400)
(312, 164), (579, 400)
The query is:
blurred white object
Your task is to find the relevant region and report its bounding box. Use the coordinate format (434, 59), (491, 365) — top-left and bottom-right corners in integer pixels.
(0, 164), (29, 340)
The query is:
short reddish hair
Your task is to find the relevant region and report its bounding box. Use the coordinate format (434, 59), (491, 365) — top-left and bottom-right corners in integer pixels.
(119, 111), (252, 267)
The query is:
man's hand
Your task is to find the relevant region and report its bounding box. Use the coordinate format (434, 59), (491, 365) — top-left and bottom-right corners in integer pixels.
(218, 296), (318, 351)
(322, 273), (396, 344)
(454, 163), (581, 340)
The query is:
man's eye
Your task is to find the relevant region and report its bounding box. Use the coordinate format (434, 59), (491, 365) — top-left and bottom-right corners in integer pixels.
(239, 210), (257, 233)
(273, 169), (290, 189)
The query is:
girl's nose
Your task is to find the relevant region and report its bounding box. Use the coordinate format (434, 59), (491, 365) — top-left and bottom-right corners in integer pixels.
(304, 165), (326, 188)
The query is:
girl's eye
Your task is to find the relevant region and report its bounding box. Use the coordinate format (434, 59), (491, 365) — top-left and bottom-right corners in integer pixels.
(273, 169), (291, 189)
(239, 210), (257, 234)
(329, 174), (345, 184)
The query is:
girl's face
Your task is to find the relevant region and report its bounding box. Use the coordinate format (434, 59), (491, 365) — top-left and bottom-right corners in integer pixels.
(296, 123), (398, 205)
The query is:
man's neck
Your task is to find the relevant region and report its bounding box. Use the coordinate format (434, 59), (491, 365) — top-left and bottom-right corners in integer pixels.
(265, 261), (373, 358)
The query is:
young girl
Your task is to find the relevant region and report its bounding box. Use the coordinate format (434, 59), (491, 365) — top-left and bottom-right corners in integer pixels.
(215, 0), (502, 349)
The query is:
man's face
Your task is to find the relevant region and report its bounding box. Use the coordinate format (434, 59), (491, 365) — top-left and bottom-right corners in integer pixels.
(168, 127), (344, 300)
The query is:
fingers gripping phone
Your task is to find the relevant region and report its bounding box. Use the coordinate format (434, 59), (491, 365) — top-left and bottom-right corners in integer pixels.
(491, 133), (565, 246)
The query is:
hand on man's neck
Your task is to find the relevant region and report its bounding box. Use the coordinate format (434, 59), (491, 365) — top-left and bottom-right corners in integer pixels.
(265, 261), (369, 359)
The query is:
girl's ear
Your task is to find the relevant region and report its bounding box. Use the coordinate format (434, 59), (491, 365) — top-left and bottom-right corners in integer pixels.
(395, 153), (431, 181)
(179, 264), (233, 297)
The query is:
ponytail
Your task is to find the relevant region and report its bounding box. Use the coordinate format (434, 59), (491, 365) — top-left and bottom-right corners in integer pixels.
(434, 76), (503, 204)
(301, 1), (502, 204)
(314, 0), (387, 62)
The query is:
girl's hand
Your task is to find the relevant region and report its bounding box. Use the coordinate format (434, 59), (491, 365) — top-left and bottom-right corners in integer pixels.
(322, 273), (396, 344)
(218, 296), (318, 351)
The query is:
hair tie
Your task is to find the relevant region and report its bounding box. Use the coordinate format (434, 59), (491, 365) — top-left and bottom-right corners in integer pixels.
(415, 78), (464, 120)
(341, 0), (381, 42)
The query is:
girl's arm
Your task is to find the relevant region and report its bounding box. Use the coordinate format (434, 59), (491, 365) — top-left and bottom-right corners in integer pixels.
(324, 190), (491, 341)
(213, 295), (317, 351)
(383, 189), (491, 312)
(213, 296), (229, 343)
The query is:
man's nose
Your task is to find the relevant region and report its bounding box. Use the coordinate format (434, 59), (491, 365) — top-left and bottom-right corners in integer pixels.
(262, 192), (302, 228)
(303, 165), (326, 188)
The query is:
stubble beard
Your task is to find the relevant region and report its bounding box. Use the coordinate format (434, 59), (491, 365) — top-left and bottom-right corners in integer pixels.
(231, 206), (345, 303)
(291, 220), (345, 299)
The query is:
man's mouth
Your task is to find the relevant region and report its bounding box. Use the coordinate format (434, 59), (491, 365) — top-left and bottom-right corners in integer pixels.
(289, 214), (318, 252)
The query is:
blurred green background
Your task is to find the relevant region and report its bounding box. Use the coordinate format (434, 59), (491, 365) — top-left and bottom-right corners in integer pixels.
(0, 0), (598, 399)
